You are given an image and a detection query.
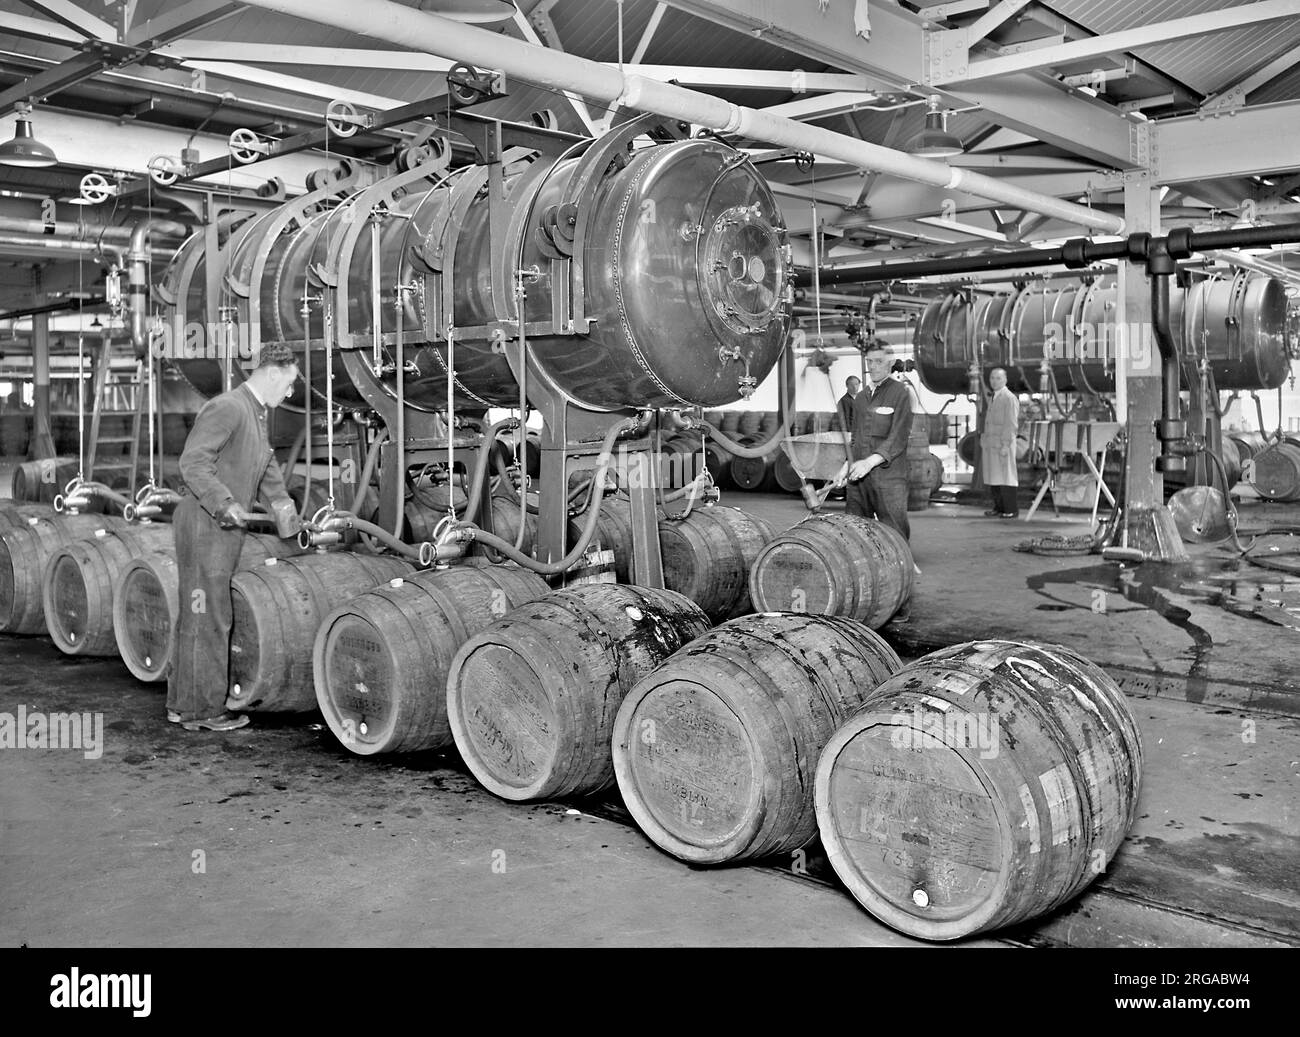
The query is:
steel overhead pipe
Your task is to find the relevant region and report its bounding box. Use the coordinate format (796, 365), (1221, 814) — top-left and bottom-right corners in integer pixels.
(1148, 240), (1187, 477)
(128, 219), (189, 357)
(233, 0), (1122, 236)
(801, 223), (1300, 289)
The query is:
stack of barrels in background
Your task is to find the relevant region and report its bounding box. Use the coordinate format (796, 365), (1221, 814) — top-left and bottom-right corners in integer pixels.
(700, 408), (947, 501)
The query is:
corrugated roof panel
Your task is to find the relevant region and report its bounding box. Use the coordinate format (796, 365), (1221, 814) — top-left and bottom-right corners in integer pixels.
(1044, 0), (1300, 96)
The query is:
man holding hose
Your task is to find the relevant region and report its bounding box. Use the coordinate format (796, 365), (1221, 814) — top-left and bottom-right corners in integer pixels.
(168, 342), (303, 732)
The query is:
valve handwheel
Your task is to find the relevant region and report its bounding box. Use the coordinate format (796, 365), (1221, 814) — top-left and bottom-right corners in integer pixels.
(78, 172), (112, 204)
(147, 154), (181, 186)
(228, 128), (264, 164)
(325, 99), (360, 138)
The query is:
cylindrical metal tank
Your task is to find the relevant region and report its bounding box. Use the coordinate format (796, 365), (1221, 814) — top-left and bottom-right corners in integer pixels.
(914, 274), (1291, 395)
(159, 136), (792, 414)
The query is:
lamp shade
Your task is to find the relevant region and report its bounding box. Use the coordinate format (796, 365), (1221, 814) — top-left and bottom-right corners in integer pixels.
(0, 115), (58, 168)
(908, 104), (963, 159)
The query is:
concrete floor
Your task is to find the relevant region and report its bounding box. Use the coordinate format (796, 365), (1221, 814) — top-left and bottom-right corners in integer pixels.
(2, 465), (1298, 947)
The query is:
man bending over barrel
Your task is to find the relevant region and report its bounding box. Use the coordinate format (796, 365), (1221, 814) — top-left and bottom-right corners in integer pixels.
(168, 342), (303, 732)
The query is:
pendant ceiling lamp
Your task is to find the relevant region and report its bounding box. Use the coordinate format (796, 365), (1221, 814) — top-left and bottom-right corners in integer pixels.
(907, 95), (964, 159)
(0, 104), (59, 168)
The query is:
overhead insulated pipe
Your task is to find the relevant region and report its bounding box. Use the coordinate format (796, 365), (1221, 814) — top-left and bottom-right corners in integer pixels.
(234, 0), (1123, 235)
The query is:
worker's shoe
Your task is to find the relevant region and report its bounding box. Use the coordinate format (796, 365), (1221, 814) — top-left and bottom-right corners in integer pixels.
(181, 711), (250, 732)
(983, 509), (1002, 516)
(166, 710), (181, 724)
(998, 511), (1019, 518)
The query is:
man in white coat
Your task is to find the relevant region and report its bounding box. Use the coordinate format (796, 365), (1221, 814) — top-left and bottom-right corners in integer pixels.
(981, 367), (1020, 517)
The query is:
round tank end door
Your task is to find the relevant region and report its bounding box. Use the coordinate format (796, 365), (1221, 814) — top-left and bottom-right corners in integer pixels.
(701, 204), (787, 338)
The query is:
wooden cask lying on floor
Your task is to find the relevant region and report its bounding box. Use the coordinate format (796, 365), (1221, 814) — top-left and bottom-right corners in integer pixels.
(749, 513), (913, 627)
(43, 522), (174, 656)
(0, 513), (127, 634)
(10, 458), (78, 503)
(1249, 440), (1300, 501)
(0, 503), (52, 531)
(612, 613), (901, 864)
(314, 564), (549, 755)
(111, 533), (300, 682)
(814, 640), (1143, 942)
(226, 552), (414, 713)
(658, 505), (773, 622)
(582, 501), (771, 621)
(447, 584), (710, 802)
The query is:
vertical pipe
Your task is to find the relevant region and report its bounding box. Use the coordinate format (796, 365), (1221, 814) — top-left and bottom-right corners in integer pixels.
(31, 309), (54, 460)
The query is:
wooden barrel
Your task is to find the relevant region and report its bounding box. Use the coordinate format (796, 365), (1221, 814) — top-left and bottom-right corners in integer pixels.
(773, 450), (804, 494)
(43, 523), (174, 656)
(927, 413), (948, 446)
(0, 502), (52, 531)
(758, 411), (781, 434)
(479, 493), (537, 555)
(226, 551), (414, 713)
(659, 505), (774, 622)
(1248, 440), (1300, 501)
(737, 411), (764, 437)
(749, 513), (913, 628)
(793, 410), (814, 436)
(814, 640), (1143, 941)
(11, 458), (79, 503)
(314, 564), (549, 755)
(0, 513), (127, 634)
(703, 441), (733, 488)
(957, 431), (977, 468)
(658, 433), (704, 489)
(907, 452), (944, 511)
(1227, 431), (1267, 463)
(112, 533), (299, 682)
(701, 410), (724, 430)
(612, 613), (901, 864)
(718, 411), (742, 434)
(729, 436), (779, 492)
(446, 584), (711, 801)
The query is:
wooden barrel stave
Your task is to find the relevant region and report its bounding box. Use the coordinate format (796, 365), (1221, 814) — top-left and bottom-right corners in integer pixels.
(613, 613), (902, 863)
(314, 564), (549, 755)
(447, 584), (711, 801)
(749, 513), (913, 627)
(814, 639), (1143, 941)
(227, 552), (414, 713)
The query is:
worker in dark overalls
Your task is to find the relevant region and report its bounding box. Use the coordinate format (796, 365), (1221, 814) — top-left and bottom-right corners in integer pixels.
(837, 340), (914, 542)
(167, 342), (303, 731)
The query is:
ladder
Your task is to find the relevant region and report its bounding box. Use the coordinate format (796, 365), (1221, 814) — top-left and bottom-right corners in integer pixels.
(84, 338), (153, 490)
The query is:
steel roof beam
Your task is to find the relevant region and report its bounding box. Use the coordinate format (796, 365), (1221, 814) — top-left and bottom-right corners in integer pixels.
(1153, 100), (1300, 183)
(16, 0), (116, 40)
(232, 0), (1125, 232)
(662, 0), (1136, 168)
(0, 0), (241, 115)
(939, 0), (1300, 84)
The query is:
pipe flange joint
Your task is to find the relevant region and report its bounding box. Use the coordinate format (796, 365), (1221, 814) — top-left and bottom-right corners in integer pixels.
(1166, 227), (1194, 260)
(1157, 418), (1187, 441)
(1147, 243), (1175, 276)
(1156, 455), (1187, 476)
(1126, 233), (1151, 261)
(1061, 240), (1089, 269)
